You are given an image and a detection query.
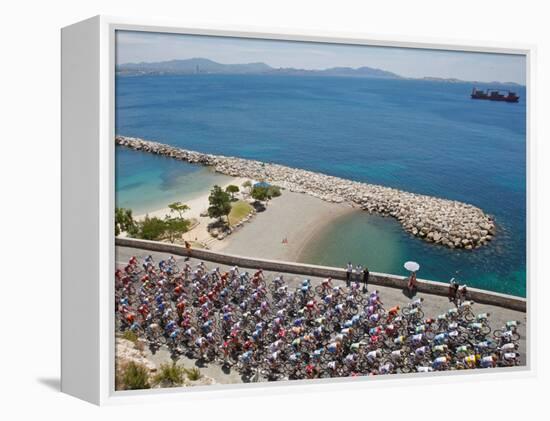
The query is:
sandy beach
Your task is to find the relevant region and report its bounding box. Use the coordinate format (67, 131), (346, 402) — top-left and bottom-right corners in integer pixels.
(214, 190), (356, 262)
(134, 176), (250, 246)
(133, 176), (356, 261)
(134, 176), (249, 221)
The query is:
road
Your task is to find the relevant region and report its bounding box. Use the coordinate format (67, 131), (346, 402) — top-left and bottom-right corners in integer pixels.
(116, 246), (527, 384)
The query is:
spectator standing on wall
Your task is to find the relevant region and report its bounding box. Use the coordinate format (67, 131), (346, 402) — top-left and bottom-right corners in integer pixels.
(407, 271), (417, 297)
(355, 264), (363, 283)
(448, 279), (459, 303)
(458, 284), (468, 305)
(346, 262), (353, 287)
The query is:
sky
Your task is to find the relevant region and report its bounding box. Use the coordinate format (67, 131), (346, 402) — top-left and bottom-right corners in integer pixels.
(116, 30), (526, 84)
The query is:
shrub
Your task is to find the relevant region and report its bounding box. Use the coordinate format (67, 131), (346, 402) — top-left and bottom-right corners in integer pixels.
(122, 330), (139, 344)
(121, 330), (144, 351)
(120, 362), (150, 390)
(185, 367), (202, 381)
(267, 185), (282, 198)
(152, 363), (186, 387)
(251, 186), (269, 201)
(251, 185), (282, 201)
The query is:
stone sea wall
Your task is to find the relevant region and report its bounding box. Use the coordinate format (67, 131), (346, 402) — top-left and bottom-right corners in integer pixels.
(116, 135), (496, 250)
(116, 237), (525, 310)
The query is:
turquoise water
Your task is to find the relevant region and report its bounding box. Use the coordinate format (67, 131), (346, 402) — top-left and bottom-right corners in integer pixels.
(299, 212), (524, 296)
(115, 74), (526, 296)
(116, 146), (232, 215)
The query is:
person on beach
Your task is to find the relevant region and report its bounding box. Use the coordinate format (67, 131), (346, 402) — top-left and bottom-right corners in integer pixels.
(362, 266), (370, 292)
(346, 262), (353, 287)
(407, 271), (417, 297)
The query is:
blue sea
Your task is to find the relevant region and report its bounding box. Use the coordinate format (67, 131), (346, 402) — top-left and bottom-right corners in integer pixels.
(115, 74), (526, 297)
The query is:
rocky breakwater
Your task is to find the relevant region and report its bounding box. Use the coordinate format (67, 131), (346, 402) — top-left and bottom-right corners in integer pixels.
(116, 136), (496, 250)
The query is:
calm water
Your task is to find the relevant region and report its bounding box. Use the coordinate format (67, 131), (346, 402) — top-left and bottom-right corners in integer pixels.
(115, 74), (526, 296)
(116, 147), (232, 216)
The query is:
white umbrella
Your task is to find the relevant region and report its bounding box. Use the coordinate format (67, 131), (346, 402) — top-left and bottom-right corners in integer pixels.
(404, 261), (420, 272)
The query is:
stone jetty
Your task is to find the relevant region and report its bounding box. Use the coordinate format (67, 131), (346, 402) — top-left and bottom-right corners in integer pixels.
(116, 136), (496, 250)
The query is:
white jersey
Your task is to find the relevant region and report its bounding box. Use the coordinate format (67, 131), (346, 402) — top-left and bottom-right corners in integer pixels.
(434, 356), (447, 365)
(501, 343), (516, 351)
(415, 346), (427, 357)
(366, 350), (378, 362)
(481, 356), (494, 367)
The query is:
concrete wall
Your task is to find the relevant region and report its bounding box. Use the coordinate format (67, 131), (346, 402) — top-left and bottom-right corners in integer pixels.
(115, 237), (526, 312)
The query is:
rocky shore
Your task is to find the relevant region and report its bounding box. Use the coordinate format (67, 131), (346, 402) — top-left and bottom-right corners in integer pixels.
(116, 136), (496, 250)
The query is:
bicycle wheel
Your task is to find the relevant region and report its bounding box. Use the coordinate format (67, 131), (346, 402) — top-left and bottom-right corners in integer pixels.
(400, 364), (412, 374)
(481, 325), (491, 336)
(493, 329), (503, 339)
(512, 332), (520, 342)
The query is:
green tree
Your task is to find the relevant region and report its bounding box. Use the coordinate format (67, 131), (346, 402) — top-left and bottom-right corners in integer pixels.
(251, 186), (269, 201)
(164, 217), (190, 243)
(225, 184), (240, 200)
(115, 207), (136, 236)
(138, 216), (167, 241)
(168, 201), (190, 219)
(242, 180), (252, 190)
(208, 185), (232, 223)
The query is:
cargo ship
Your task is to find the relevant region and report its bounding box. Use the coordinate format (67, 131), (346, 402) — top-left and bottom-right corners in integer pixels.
(471, 87), (519, 103)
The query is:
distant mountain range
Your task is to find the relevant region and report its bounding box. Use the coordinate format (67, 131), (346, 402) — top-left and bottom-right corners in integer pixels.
(418, 76), (521, 86)
(116, 57), (522, 86)
(116, 57), (401, 79)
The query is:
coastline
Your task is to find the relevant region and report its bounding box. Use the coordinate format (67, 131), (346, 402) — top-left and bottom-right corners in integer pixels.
(131, 176), (354, 259)
(133, 176), (251, 247)
(116, 135), (497, 250)
(215, 191), (356, 262)
(134, 176), (249, 221)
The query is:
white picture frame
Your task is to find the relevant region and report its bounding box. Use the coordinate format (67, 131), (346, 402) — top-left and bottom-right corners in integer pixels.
(61, 15), (534, 405)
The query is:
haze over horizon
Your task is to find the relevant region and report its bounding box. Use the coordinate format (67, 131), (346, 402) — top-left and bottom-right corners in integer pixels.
(116, 31), (526, 85)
